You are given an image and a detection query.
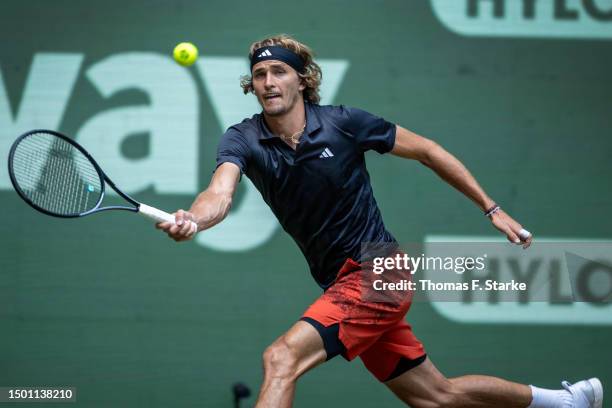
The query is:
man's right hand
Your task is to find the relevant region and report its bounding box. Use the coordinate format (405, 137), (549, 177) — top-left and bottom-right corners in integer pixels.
(155, 209), (198, 242)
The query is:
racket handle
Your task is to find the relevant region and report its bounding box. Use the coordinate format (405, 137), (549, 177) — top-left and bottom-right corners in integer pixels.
(138, 203), (176, 223)
(138, 203), (198, 236)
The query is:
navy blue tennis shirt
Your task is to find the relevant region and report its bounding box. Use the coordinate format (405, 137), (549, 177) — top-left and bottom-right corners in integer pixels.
(216, 102), (398, 289)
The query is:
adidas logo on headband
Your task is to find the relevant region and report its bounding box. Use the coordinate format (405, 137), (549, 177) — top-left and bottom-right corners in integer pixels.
(250, 45), (305, 73)
(257, 49), (272, 58)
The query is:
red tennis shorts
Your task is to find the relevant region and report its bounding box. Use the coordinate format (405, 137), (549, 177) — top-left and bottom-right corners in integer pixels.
(302, 257), (426, 382)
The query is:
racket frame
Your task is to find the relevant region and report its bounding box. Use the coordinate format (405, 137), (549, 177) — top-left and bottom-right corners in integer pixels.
(8, 129), (141, 218)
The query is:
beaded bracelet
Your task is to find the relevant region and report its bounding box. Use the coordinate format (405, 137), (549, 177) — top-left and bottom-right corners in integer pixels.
(484, 204), (501, 218)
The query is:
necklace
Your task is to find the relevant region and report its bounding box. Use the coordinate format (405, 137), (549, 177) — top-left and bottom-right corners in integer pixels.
(280, 123), (306, 145)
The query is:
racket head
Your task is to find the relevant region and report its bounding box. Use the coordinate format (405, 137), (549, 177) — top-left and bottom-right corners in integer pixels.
(8, 129), (106, 218)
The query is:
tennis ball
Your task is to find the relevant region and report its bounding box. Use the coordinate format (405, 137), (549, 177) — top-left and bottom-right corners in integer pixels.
(173, 42), (198, 66)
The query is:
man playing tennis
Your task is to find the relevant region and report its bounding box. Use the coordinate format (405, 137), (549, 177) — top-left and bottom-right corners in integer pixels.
(156, 35), (603, 408)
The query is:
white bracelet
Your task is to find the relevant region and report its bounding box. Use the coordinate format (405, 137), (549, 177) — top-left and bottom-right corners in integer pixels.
(485, 205), (501, 218)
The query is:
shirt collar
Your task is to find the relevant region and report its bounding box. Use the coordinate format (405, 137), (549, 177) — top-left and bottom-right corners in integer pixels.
(258, 101), (322, 141)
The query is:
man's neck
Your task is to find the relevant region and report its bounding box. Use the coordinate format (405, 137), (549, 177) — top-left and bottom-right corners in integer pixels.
(263, 100), (306, 141)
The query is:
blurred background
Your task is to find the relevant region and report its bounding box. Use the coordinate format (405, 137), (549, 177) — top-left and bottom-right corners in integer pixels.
(1, 0), (611, 406)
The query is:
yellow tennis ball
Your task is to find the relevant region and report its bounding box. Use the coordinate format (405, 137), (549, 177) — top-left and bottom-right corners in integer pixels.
(173, 42), (198, 66)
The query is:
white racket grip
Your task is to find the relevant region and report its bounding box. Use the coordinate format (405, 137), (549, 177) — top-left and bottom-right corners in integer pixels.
(138, 203), (175, 223)
(138, 203), (199, 236)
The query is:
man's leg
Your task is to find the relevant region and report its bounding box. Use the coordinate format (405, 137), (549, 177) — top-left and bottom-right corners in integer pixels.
(384, 356), (532, 408)
(255, 320), (327, 408)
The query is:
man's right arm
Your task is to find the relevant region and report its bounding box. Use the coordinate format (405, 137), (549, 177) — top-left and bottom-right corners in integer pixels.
(156, 162), (241, 242)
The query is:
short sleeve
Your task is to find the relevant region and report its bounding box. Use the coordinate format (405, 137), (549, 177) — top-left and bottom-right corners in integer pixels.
(216, 128), (250, 177)
(336, 106), (396, 154)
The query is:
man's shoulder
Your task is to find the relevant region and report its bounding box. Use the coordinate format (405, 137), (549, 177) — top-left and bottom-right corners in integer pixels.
(312, 103), (374, 124)
(223, 113), (262, 141)
(311, 103), (353, 118)
(312, 104), (377, 135)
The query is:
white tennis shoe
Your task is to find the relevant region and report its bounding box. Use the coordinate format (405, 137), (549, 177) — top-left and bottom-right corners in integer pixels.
(561, 378), (603, 408)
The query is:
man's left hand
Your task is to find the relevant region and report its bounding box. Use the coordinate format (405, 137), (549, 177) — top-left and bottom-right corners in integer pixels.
(489, 209), (533, 249)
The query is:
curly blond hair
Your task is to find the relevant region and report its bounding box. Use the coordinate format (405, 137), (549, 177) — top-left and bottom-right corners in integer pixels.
(240, 34), (322, 104)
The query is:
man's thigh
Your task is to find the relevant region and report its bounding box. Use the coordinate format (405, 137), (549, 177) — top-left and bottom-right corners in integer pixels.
(384, 357), (450, 406)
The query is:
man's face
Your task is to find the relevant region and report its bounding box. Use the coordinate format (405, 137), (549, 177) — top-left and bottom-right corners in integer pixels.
(251, 60), (305, 116)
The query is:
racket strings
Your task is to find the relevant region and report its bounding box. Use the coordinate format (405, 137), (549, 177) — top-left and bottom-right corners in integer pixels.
(11, 133), (102, 216)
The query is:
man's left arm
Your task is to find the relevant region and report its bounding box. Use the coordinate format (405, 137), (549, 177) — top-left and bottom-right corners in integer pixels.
(390, 125), (532, 249)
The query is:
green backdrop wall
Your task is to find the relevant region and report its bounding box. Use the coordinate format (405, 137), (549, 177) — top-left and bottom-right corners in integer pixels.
(1, 0), (611, 406)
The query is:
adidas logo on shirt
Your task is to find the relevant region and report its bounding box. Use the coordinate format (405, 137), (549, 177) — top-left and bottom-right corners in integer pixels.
(319, 147), (334, 159)
(257, 49), (272, 58)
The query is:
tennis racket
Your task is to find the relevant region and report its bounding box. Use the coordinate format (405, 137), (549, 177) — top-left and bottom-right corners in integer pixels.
(8, 129), (197, 232)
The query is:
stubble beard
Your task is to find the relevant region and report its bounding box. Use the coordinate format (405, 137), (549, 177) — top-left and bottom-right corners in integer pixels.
(263, 103), (286, 116)
(259, 91), (301, 117)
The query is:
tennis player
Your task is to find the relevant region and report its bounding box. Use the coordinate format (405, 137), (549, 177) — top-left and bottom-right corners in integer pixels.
(157, 35), (603, 408)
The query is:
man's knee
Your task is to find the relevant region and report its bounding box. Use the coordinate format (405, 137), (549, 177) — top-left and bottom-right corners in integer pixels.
(262, 338), (299, 381)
